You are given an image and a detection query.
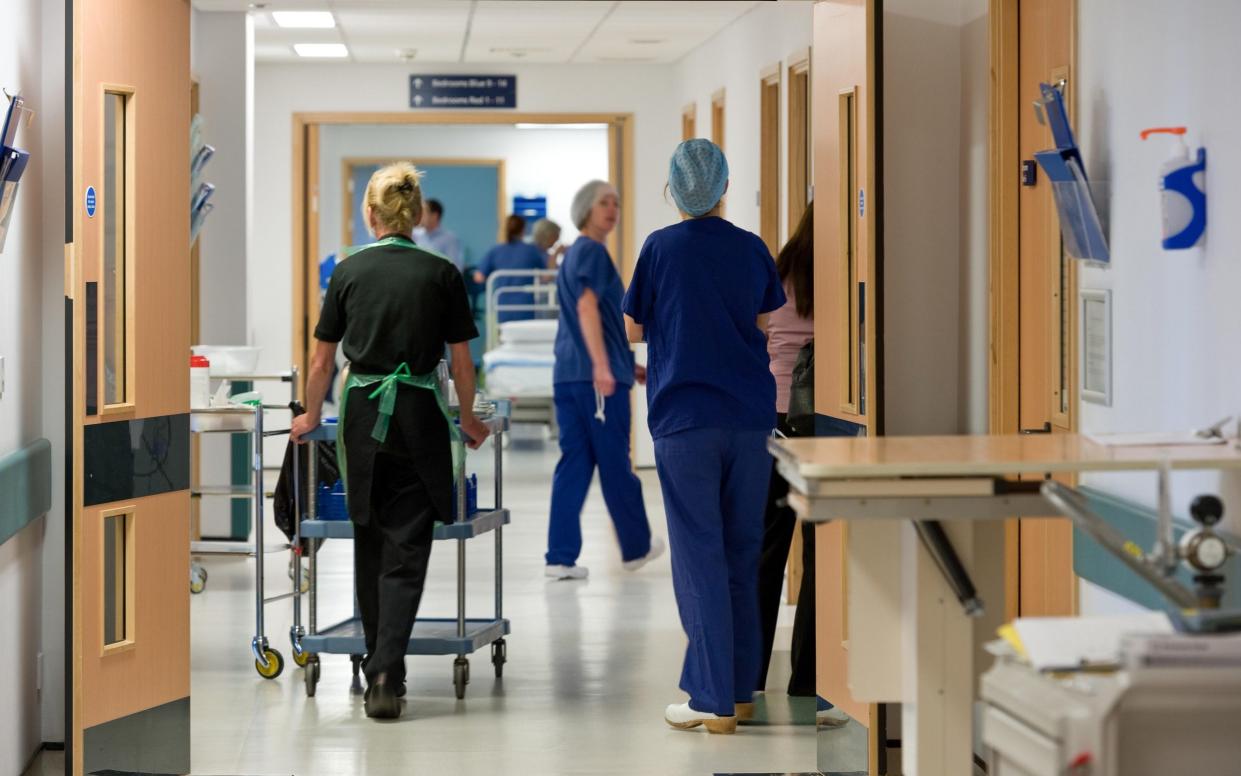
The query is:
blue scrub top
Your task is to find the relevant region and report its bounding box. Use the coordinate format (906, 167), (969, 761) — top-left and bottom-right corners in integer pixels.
(478, 240), (548, 322)
(623, 217), (786, 439)
(554, 236), (634, 386)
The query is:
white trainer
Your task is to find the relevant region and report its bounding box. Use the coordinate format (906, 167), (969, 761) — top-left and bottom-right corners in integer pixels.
(664, 702), (737, 734)
(623, 535), (666, 572)
(545, 564), (589, 580)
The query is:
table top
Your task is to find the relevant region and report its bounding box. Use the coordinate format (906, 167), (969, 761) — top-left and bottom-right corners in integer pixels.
(769, 434), (1241, 480)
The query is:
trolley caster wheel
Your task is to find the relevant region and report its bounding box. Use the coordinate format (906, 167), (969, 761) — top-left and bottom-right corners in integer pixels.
(453, 658), (469, 700)
(304, 657), (320, 697)
(190, 565), (207, 595)
(491, 639), (507, 678)
(293, 649), (312, 668)
(255, 648), (285, 680)
(350, 654), (365, 694)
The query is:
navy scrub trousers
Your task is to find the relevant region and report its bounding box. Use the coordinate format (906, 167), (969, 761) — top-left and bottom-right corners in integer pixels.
(654, 427), (770, 717)
(546, 381), (652, 566)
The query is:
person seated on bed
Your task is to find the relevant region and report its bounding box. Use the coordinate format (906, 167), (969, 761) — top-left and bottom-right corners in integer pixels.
(474, 214), (548, 323)
(543, 180), (665, 581)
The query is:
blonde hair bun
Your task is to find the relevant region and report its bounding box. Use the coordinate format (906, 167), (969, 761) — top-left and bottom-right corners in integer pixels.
(363, 161), (424, 236)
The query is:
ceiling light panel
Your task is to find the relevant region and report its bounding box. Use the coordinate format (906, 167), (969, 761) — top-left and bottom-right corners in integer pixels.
(334, 7), (468, 63)
(293, 42), (349, 57)
(577, 0), (760, 63)
(272, 10), (335, 28)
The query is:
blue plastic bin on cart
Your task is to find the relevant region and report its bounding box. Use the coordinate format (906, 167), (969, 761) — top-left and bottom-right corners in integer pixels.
(316, 479), (348, 521)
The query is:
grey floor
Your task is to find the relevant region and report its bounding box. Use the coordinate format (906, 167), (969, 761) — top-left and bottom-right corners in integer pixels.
(51, 427), (867, 776)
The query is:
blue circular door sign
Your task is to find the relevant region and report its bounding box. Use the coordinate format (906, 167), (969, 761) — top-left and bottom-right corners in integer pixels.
(85, 186), (97, 218)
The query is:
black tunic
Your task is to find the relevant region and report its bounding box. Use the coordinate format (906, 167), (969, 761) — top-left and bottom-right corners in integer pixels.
(314, 239), (477, 524)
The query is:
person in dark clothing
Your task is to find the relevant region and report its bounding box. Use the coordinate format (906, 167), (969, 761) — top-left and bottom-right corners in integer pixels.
(291, 161), (489, 720)
(754, 202), (846, 726)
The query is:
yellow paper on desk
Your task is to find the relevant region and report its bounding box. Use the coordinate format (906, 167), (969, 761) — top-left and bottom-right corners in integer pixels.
(997, 624), (1028, 659)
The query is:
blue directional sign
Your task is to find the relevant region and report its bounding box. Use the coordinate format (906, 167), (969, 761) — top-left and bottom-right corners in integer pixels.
(85, 186), (97, 218)
(409, 75), (517, 109)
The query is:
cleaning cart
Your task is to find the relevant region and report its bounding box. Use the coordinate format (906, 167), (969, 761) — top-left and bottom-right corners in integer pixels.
(290, 400), (511, 699)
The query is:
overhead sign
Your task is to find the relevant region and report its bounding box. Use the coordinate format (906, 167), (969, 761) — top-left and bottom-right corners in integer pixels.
(85, 186), (96, 218)
(409, 75), (516, 109)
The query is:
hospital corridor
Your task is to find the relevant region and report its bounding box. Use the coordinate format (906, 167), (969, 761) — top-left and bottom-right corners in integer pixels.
(3, 1), (1241, 776)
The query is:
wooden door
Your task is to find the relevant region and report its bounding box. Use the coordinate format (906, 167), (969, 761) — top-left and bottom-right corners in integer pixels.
(1016, 0), (1077, 616)
(681, 103), (696, 141)
(69, 1), (193, 774)
(812, 0), (879, 734)
(759, 68), (781, 255)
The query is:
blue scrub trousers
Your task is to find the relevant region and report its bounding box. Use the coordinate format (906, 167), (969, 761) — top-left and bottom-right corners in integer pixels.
(546, 381), (652, 566)
(654, 427), (769, 717)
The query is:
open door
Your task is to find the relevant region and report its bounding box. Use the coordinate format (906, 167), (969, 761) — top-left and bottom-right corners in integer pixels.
(68, 1), (193, 773)
(811, 0), (884, 769)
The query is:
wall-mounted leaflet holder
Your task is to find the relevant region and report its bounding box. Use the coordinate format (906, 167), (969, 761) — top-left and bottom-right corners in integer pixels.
(189, 113), (215, 246)
(191, 182), (215, 244)
(0, 90), (34, 254)
(1033, 81), (1110, 264)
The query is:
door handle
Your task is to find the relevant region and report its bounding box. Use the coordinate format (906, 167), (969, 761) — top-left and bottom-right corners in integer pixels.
(1021, 422), (1052, 434)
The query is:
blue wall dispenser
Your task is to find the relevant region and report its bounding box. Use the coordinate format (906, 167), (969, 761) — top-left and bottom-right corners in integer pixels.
(1140, 126), (1207, 250)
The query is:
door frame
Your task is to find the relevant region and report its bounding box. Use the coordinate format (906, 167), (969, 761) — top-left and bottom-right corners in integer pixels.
(339, 156), (506, 248)
(290, 111), (633, 383)
(988, 0), (1080, 620)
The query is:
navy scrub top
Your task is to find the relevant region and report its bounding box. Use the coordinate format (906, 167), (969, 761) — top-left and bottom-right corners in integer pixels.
(622, 217), (786, 439)
(554, 235), (634, 387)
(478, 240), (548, 322)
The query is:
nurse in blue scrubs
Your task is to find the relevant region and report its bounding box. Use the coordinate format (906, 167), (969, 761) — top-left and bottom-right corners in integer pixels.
(623, 140), (786, 734)
(474, 214), (551, 323)
(545, 180), (665, 580)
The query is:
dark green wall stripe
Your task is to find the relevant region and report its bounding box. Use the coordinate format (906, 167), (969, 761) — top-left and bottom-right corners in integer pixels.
(1074, 485), (1241, 611)
(84, 414), (190, 507)
(0, 438), (52, 546)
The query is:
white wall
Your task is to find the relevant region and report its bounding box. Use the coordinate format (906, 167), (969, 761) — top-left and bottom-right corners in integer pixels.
(0, 0), (63, 767)
(1075, 0), (1241, 613)
(318, 123), (608, 259)
(882, 0), (989, 436)
(250, 61), (680, 374)
(192, 10), (252, 346)
(37, 0), (66, 747)
(673, 1), (814, 245)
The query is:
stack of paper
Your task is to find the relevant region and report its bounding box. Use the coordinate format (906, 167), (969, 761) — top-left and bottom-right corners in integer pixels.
(1009, 612), (1173, 672)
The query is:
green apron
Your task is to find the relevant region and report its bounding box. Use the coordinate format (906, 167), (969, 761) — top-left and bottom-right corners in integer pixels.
(336, 235), (464, 510)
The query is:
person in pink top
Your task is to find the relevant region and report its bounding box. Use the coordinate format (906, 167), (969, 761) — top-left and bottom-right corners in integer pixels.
(755, 203), (846, 726)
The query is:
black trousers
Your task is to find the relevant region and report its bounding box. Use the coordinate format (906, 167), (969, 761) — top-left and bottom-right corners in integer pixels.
(353, 434), (437, 687)
(756, 425), (817, 696)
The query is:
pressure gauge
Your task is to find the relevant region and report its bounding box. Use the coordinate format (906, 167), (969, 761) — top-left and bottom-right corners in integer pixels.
(1181, 530), (1229, 572)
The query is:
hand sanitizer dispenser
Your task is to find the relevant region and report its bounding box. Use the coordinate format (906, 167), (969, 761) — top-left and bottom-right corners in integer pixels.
(1140, 126), (1207, 249)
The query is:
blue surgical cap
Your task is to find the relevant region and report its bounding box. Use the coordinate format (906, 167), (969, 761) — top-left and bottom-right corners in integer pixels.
(668, 139), (728, 217)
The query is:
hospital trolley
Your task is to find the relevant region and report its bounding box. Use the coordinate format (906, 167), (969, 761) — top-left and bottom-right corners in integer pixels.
(290, 401), (512, 700)
(189, 401), (303, 681)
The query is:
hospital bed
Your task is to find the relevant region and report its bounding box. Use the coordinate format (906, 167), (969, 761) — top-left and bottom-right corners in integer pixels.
(481, 269), (558, 431)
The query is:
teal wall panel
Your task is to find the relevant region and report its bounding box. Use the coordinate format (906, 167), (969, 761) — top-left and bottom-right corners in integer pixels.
(0, 438), (52, 546)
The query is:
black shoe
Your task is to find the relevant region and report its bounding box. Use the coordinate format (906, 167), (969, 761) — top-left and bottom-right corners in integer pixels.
(395, 681), (406, 698)
(364, 674), (401, 719)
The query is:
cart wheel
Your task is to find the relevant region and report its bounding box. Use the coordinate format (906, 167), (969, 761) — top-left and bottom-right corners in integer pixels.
(491, 639), (507, 678)
(350, 654), (365, 694)
(304, 656), (320, 697)
(190, 564), (207, 595)
(293, 649), (311, 668)
(453, 658), (469, 699)
(255, 648), (285, 680)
